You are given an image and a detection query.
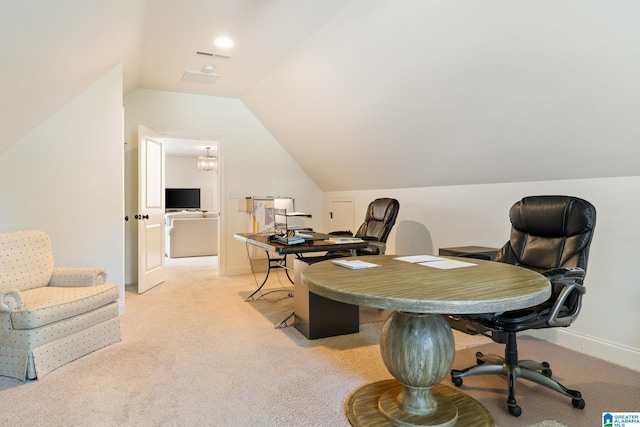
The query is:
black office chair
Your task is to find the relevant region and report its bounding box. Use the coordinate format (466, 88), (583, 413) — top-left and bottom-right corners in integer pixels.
(329, 198), (400, 256)
(449, 195), (596, 417)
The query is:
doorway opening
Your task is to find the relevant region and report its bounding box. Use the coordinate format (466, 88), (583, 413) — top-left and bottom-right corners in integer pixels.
(164, 137), (221, 275)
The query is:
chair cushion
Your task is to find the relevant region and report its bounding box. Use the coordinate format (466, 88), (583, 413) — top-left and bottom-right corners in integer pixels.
(0, 230), (54, 291)
(10, 284), (119, 329)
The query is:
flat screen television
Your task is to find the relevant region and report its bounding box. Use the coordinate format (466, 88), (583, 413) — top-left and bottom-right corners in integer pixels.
(165, 188), (201, 210)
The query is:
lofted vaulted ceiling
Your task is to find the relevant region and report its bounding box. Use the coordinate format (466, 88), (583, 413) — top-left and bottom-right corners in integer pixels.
(2, 0), (639, 191)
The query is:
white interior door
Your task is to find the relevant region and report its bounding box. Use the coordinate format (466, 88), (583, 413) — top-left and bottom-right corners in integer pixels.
(328, 197), (355, 234)
(137, 125), (165, 293)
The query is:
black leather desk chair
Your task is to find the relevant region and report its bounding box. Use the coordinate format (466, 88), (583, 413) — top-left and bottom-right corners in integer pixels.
(329, 198), (400, 256)
(450, 195), (596, 417)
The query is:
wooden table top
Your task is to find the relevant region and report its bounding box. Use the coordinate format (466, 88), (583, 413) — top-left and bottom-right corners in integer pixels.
(302, 255), (551, 314)
(234, 232), (370, 255)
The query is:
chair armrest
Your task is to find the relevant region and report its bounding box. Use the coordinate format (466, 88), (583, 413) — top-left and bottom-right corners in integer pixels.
(48, 267), (107, 287)
(328, 230), (353, 237)
(543, 266), (585, 282)
(367, 241), (387, 255)
(543, 267), (586, 327)
(0, 288), (23, 312)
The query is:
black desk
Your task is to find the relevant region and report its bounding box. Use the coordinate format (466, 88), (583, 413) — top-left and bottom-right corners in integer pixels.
(235, 232), (369, 256)
(293, 257), (361, 339)
(234, 232), (370, 301)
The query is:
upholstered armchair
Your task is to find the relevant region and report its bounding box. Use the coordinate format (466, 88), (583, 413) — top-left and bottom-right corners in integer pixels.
(0, 230), (121, 380)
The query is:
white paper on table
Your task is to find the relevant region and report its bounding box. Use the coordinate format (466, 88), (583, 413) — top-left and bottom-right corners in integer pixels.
(332, 260), (381, 270)
(393, 255), (446, 263)
(418, 259), (477, 269)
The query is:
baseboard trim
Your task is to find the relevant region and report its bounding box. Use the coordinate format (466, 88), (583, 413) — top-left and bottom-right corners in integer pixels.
(524, 329), (640, 371)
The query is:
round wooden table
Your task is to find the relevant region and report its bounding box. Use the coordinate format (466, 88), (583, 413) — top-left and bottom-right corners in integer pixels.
(302, 256), (550, 427)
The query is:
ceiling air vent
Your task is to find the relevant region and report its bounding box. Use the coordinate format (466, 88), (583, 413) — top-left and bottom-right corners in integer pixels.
(182, 71), (220, 85)
(195, 50), (232, 60)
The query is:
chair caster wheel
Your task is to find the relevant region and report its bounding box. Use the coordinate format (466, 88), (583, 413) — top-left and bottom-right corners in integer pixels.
(452, 376), (463, 387)
(475, 351), (485, 365)
(541, 362), (552, 377)
(572, 398), (585, 409)
(508, 404), (522, 417)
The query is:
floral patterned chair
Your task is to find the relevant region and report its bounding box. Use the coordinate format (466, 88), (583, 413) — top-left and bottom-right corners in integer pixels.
(0, 229), (121, 380)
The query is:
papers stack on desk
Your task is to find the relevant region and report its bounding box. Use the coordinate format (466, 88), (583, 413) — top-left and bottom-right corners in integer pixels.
(294, 232), (314, 239)
(332, 260), (380, 270)
(394, 255), (477, 269)
(326, 237), (364, 244)
(272, 235), (304, 245)
(272, 207), (312, 245)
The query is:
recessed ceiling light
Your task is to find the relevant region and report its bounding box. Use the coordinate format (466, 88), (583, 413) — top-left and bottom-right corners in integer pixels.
(214, 37), (234, 49)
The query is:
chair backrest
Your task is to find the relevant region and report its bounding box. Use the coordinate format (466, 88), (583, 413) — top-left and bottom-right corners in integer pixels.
(495, 195), (596, 273)
(0, 229), (55, 291)
(354, 198), (400, 244)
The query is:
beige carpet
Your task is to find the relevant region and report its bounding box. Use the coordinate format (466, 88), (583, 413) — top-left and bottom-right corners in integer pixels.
(0, 257), (637, 427)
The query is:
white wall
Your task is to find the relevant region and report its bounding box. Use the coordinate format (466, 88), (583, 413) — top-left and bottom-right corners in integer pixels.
(325, 176), (640, 370)
(165, 155), (218, 213)
(123, 89), (324, 278)
(0, 65), (125, 312)
(120, 89), (640, 370)
(244, 0), (640, 191)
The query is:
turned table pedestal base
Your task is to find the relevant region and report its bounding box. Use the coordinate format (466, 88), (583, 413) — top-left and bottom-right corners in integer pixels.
(347, 380), (493, 427)
(347, 312), (494, 427)
(301, 255), (550, 427)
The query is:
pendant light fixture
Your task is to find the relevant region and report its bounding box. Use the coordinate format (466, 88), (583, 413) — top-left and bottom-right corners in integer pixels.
(197, 147), (217, 171)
